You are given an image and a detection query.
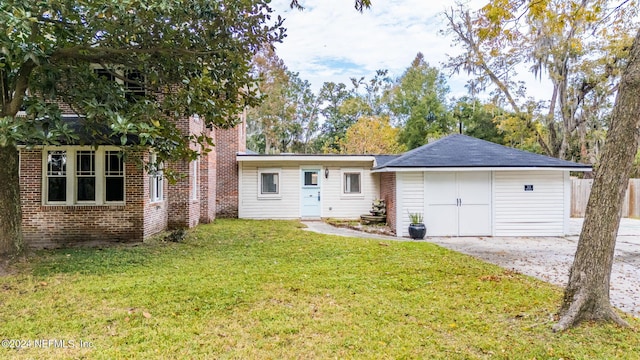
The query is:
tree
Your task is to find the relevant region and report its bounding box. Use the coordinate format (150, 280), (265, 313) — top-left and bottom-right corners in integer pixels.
(452, 97), (505, 145)
(316, 81), (352, 152)
(553, 28), (640, 332)
(290, 0), (371, 12)
(0, 0), (283, 255)
(340, 116), (405, 154)
(388, 53), (452, 149)
(246, 46), (293, 154)
(444, 0), (635, 160)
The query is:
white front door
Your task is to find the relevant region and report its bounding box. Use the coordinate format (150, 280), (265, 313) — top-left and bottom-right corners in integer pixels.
(425, 172), (491, 236)
(301, 169), (321, 218)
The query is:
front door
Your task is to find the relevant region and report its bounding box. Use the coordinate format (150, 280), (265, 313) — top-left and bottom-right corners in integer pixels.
(301, 169), (321, 218)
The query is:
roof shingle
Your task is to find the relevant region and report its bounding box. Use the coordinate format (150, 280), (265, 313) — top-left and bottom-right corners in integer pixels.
(375, 134), (591, 170)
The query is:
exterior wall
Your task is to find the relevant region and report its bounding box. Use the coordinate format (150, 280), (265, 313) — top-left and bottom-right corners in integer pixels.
(321, 165), (379, 219)
(200, 143), (217, 224)
(167, 115), (213, 229)
(238, 160), (378, 220)
(20, 148), (148, 248)
(380, 172), (396, 234)
(140, 149), (169, 238)
(215, 112), (246, 218)
(239, 162), (300, 219)
(493, 170), (566, 236)
(395, 172), (425, 238)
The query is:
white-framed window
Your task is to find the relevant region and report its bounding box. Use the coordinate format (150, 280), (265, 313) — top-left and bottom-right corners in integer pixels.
(258, 168), (281, 199)
(342, 170), (362, 196)
(43, 147), (125, 205)
(149, 153), (164, 203)
(46, 150), (68, 203)
(105, 151), (125, 202)
(191, 158), (199, 201)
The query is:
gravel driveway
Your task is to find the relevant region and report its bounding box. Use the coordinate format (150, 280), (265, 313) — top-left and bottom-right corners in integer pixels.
(426, 218), (640, 317)
(304, 218), (640, 317)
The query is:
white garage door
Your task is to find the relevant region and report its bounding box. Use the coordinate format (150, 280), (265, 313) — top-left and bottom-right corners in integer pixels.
(425, 172), (491, 236)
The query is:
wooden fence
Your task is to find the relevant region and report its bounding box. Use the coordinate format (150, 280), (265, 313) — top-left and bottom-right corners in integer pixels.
(571, 178), (640, 218)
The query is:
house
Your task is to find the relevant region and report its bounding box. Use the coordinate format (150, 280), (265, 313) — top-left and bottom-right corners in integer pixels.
(19, 112), (245, 249)
(238, 134), (592, 237)
(236, 154), (384, 219)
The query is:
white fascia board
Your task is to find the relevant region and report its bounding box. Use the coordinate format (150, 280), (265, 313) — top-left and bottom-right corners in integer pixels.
(237, 155), (376, 163)
(372, 166), (592, 173)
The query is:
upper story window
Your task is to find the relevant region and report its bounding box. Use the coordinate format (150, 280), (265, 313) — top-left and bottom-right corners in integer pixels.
(43, 147), (125, 205)
(125, 70), (146, 103)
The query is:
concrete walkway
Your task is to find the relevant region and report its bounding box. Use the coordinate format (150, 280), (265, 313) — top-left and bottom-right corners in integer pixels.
(303, 219), (640, 318)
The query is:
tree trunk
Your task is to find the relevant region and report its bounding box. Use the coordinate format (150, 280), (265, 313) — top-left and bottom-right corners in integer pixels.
(553, 29), (640, 332)
(0, 144), (24, 256)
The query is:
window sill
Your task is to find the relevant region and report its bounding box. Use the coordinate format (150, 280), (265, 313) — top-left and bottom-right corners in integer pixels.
(257, 195), (282, 200)
(340, 194), (365, 200)
(41, 204), (126, 211)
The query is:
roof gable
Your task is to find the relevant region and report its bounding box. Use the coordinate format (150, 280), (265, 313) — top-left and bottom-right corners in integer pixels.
(375, 134), (591, 170)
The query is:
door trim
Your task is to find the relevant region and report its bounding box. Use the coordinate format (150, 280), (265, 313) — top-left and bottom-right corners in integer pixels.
(300, 166), (322, 219)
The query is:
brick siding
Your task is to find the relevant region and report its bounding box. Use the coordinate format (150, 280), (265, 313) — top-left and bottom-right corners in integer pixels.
(20, 149), (147, 248)
(380, 172), (397, 234)
(215, 111), (246, 218)
(20, 107), (243, 247)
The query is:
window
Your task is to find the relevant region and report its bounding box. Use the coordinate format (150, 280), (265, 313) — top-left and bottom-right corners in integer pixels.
(105, 151), (125, 202)
(76, 151), (96, 202)
(343, 172), (362, 194)
(258, 168), (281, 199)
(149, 153), (164, 203)
(125, 70), (146, 102)
(94, 68), (115, 81)
(43, 147), (125, 205)
(261, 173), (279, 194)
(191, 159), (199, 201)
(46, 151), (67, 203)
(304, 171), (318, 186)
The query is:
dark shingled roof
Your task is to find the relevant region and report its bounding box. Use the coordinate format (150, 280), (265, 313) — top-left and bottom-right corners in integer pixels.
(375, 134), (592, 170)
(50, 116), (138, 146)
(374, 155), (400, 167)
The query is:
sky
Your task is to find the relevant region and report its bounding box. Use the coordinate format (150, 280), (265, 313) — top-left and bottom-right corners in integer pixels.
(269, 0), (548, 100)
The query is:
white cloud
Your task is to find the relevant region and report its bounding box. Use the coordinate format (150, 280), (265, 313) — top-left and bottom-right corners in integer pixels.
(269, 0), (549, 100)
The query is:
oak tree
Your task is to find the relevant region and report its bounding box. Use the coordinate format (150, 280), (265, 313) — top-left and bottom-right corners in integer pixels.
(553, 27), (640, 332)
(0, 0), (283, 255)
(444, 0), (635, 161)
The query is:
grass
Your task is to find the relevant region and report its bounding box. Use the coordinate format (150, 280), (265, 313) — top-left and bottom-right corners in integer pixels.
(1, 219), (638, 359)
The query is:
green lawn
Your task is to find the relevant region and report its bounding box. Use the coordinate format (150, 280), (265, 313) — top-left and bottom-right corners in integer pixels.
(1, 219), (638, 359)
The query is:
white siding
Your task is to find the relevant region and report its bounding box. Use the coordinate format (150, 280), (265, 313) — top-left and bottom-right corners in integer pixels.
(493, 171), (566, 236)
(238, 163), (300, 219)
(321, 166), (380, 218)
(239, 160), (379, 219)
(396, 172), (424, 237)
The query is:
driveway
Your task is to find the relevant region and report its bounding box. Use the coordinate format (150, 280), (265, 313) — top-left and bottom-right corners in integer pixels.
(303, 218), (640, 317)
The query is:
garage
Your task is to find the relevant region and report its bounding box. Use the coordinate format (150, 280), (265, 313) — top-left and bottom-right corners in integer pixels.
(425, 171), (491, 236)
(374, 134), (592, 237)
